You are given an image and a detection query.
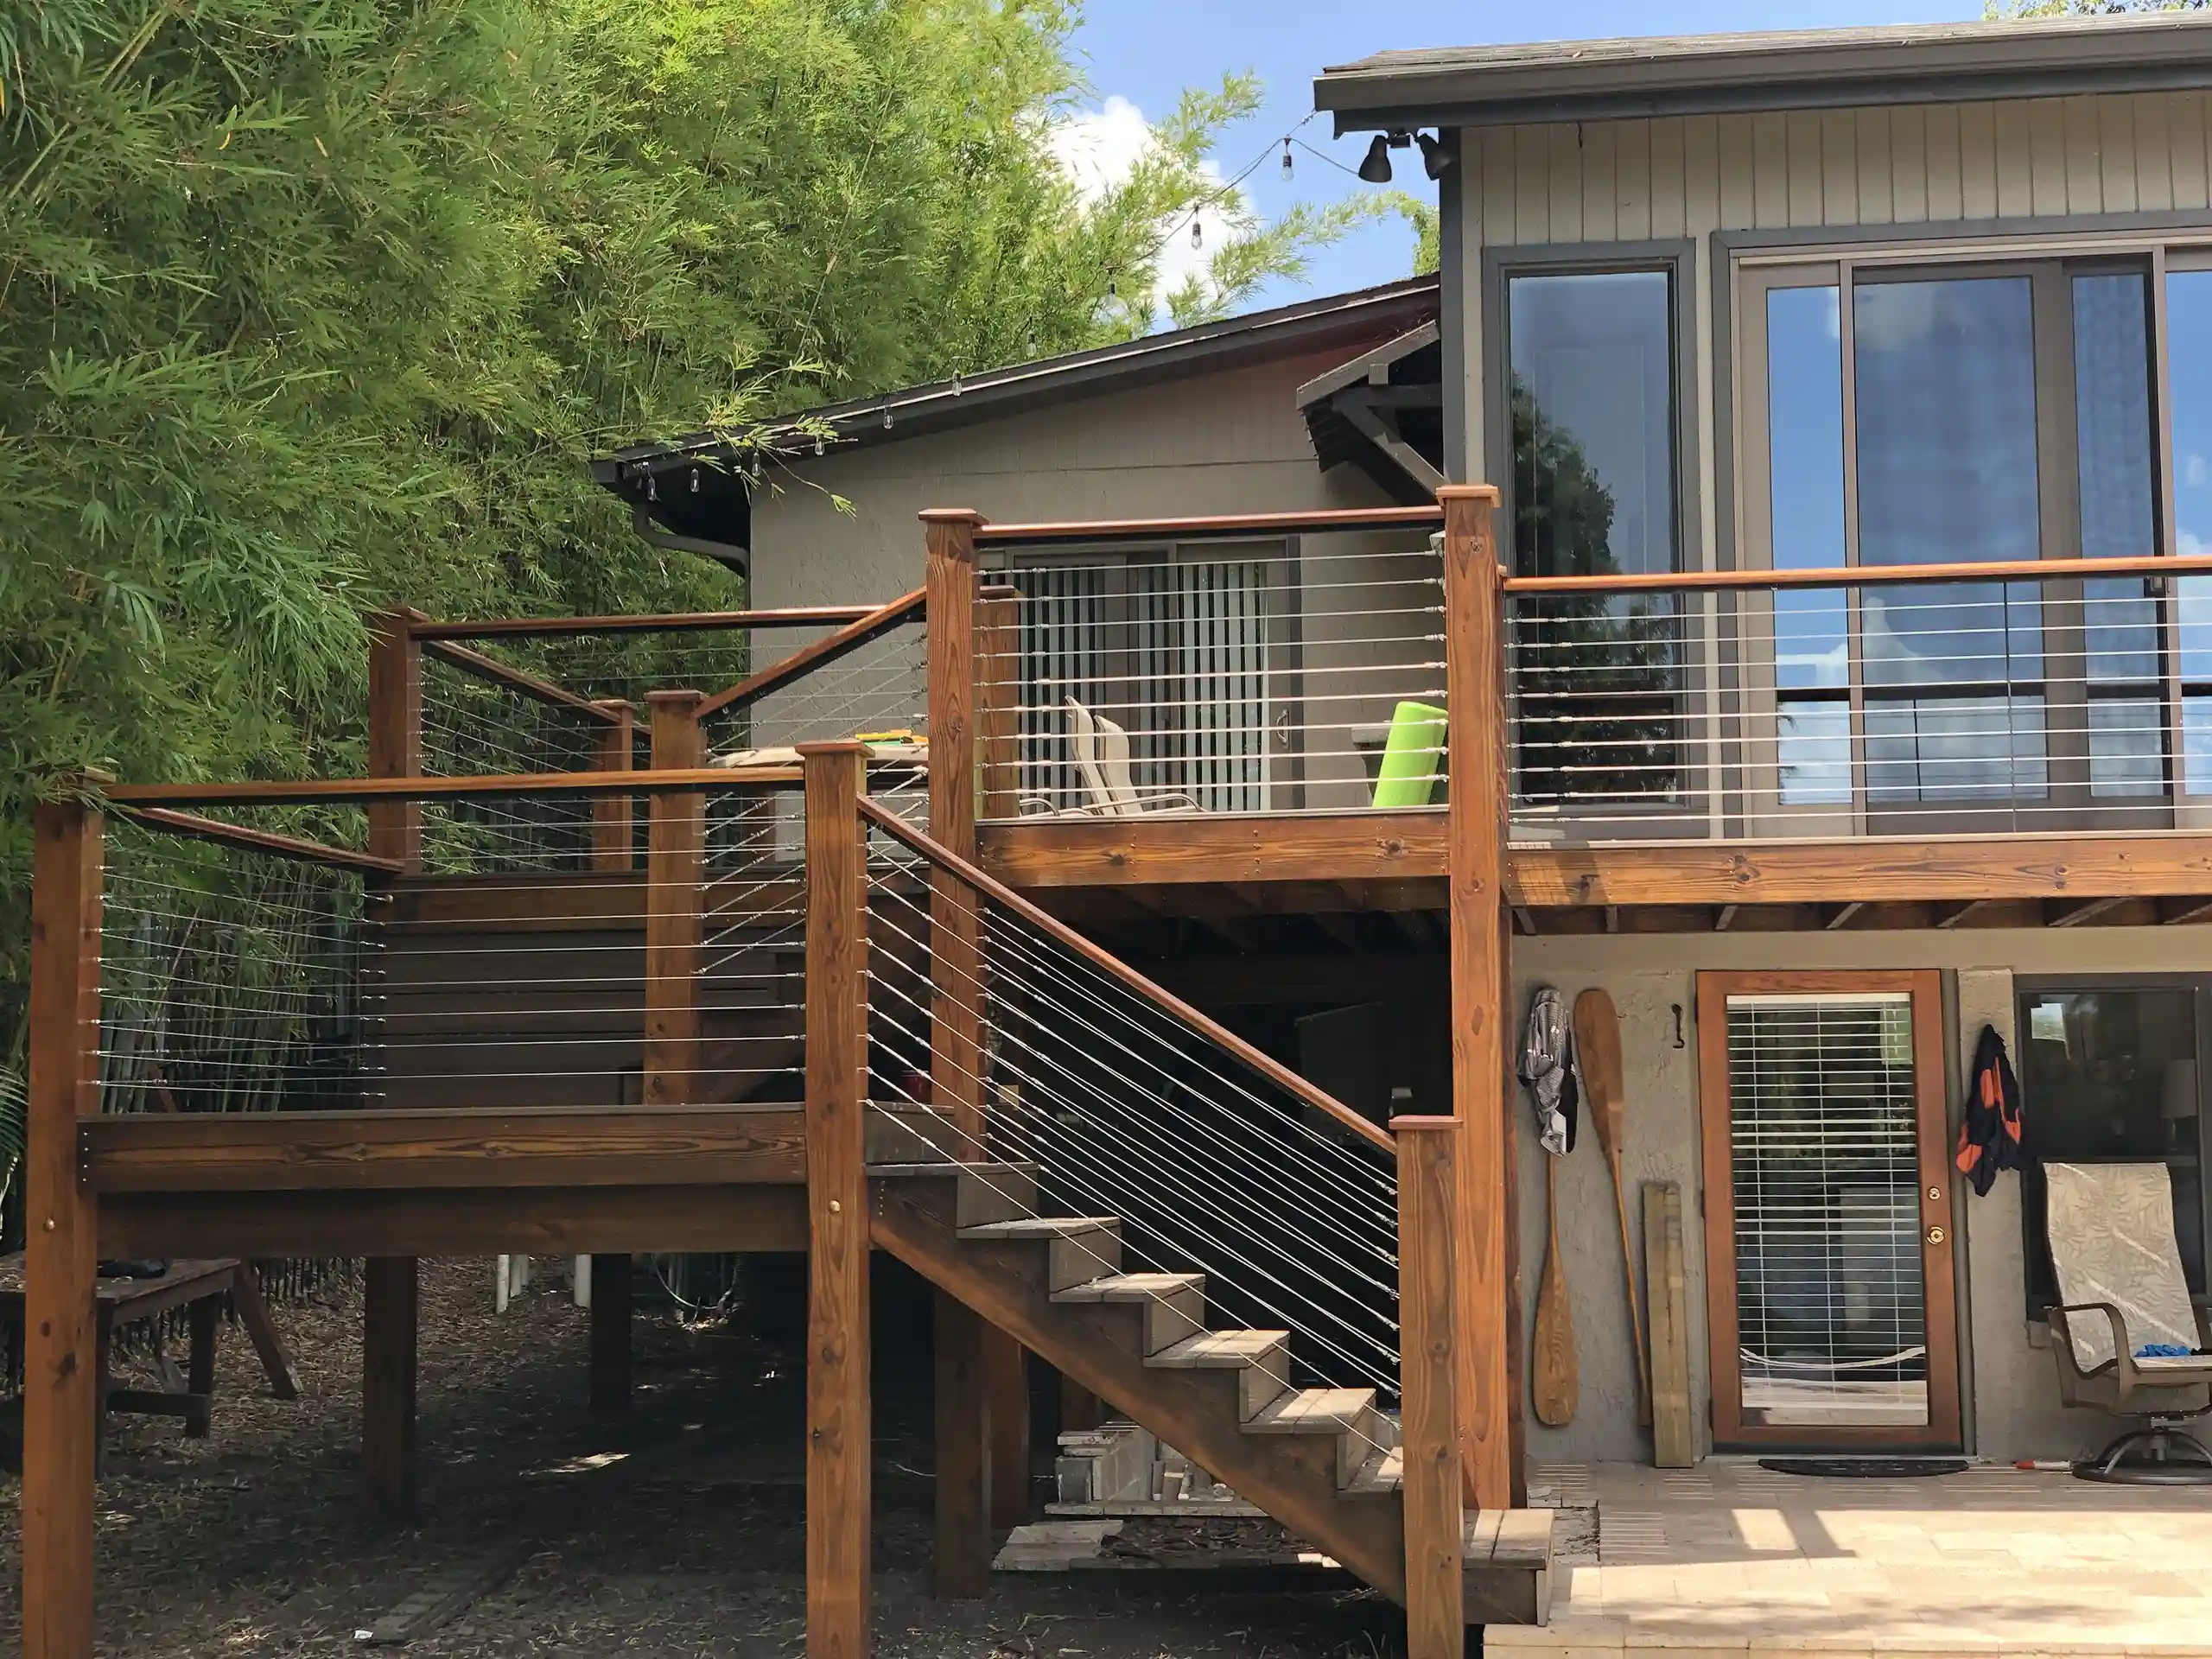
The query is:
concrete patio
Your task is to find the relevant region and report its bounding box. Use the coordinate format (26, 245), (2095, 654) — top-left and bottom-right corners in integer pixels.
(1496, 1460), (2212, 1657)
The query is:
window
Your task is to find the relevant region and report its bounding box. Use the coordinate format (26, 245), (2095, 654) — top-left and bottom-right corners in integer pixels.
(1506, 267), (1685, 807)
(2169, 270), (2212, 791)
(1741, 257), (2170, 823)
(2016, 982), (2209, 1321)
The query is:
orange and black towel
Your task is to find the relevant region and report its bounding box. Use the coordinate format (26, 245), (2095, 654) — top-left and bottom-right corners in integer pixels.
(1955, 1024), (2025, 1197)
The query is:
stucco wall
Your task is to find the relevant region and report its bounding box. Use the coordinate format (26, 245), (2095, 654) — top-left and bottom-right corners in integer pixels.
(1509, 925), (2212, 1465)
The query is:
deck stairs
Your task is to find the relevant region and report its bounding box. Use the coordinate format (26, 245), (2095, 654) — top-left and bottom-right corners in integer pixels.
(869, 1157), (1552, 1626)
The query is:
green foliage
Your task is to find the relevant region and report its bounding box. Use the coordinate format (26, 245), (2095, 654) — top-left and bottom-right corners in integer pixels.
(1986, 1), (2206, 15)
(0, 0), (1356, 1077)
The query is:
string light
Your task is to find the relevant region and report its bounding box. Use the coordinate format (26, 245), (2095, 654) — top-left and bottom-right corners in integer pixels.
(1281, 138), (1294, 180)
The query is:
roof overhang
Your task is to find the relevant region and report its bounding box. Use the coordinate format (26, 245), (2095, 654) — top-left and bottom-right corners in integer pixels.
(591, 276), (1440, 555)
(1315, 13), (2212, 135)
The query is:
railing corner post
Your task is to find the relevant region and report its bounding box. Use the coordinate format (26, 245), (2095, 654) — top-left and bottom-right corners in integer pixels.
(644, 690), (706, 1109)
(1392, 1115), (1466, 1656)
(1437, 482), (1521, 1511)
(799, 741), (872, 1659)
(23, 788), (105, 1659)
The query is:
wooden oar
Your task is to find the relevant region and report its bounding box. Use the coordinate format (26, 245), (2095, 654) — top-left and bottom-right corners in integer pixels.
(1531, 1154), (1578, 1427)
(1573, 987), (1651, 1427)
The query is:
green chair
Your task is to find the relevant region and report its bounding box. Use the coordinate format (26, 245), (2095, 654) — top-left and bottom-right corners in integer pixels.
(1370, 700), (1447, 808)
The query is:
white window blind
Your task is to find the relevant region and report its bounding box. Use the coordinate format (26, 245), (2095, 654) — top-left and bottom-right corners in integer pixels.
(1726, 991), (1929, 1428)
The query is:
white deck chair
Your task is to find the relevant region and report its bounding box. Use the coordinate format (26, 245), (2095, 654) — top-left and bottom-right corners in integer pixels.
(2044, 1160), (2212, 1484)
(1021, 697), (1200, 817)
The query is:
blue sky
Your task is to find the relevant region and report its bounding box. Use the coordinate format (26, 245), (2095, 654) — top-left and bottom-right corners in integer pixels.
(1069, 1), (1986, 309)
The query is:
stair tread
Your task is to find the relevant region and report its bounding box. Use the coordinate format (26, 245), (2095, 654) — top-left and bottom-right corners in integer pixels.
(1243, 1386), (1376, 1434)
(1147, 1329), (1288, 1368)
(960, 1217), (1119, 1240)
(868, 1160), (1038, 1179)
(1344, 1447), (1402, 1497)
(1052, 1271), (1205, 1304)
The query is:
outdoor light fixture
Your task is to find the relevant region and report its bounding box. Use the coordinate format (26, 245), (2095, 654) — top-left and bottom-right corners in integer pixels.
(1357, 133), (1395, 183)
(1416, 130), (1453, 179)
(1359, 130), (1446, 184)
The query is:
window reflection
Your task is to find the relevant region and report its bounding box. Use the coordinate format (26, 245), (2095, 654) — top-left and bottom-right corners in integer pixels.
(1767, 285), (1852, 806)
(1509, 270), (1682, 807)
(2173, 272), (2212, 789)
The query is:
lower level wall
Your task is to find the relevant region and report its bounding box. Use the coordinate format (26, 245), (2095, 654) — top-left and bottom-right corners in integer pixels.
(1508, 925), (2212, 1466)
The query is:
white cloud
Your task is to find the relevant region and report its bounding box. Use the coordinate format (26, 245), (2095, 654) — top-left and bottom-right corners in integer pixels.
(1049, 96), (1240, 315)
(2185, 453), (2209, 490)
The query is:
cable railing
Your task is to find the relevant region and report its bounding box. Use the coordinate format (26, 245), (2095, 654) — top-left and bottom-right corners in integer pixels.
(95, 771), (824, 1117)
(975, 520), (1446, 820)
(1503, 552), (2212, 842)
(855, 798), (1402, 1433)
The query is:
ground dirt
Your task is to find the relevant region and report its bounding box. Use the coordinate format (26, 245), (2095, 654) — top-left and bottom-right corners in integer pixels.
(0, 1259), (1408, 1658)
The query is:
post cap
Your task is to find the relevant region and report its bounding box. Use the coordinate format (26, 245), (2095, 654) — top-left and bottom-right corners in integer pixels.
(1434, 484), (1501, 505)
(793, 739), (869, 757)
(918, 507), (988, 525)
(1389, 1115), (1460, 1135)
(643, 688), (706, 706)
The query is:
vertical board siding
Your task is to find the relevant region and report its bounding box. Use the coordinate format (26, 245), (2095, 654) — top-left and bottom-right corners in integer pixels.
(1475, 92), (2212, 249)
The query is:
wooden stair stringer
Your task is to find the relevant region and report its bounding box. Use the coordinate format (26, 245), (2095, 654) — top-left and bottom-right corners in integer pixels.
(869, 1176), (1407, 1604)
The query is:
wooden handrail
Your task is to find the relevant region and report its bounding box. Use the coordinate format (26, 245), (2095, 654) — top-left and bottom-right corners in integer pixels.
(693, 588), (927, 721)
(855, 798), (1398, 1157)
(419, 639), (626, 725)
(972, 504), (1444, 548)
(107, 767), (804, 808)
(410, 605), (882, 640)
(1503, 550), (2212, 596)
(117, 807), (405, 877)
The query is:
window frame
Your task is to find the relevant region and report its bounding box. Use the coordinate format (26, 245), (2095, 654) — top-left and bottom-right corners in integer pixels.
(1728, 229), (2203, 835)
(1482, 238), (1716, 837)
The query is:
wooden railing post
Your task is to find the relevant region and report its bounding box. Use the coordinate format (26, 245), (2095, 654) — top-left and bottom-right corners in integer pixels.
(1392, 1116), (1466, 1656)
(976, 584), (1020, 822)
(922, 509), (1027, 1535)
(1439, 483), (1521, 1511)
(590, 699), (635, 872)
(24, 789), (104, 1659)
(645, 691), (705, 1109)
(801, 741), (871, 1659)
(367, 608), (423, 869)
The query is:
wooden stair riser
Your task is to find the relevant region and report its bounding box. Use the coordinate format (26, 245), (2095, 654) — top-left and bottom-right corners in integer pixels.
(874, 1162), (1039, 1228)
(1149, 1332), (1291, 1422)
(872, 1179), (1408, 1603)
(1052, 1281), (1208, 1356)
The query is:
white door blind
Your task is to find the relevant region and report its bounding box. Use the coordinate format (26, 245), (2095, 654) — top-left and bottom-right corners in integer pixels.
(1726, 991), (1929, 1429)
(1130, 559), (1271, 812)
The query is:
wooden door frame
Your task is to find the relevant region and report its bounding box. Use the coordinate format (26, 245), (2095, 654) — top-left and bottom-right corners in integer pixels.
(1696, 969), (1962, 1451)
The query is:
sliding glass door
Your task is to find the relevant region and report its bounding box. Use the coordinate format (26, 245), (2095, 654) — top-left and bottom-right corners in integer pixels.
(1738, 256), (2170, 833)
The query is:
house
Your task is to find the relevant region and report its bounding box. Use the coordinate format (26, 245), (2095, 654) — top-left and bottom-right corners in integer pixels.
(22, 13), (2212, 1659)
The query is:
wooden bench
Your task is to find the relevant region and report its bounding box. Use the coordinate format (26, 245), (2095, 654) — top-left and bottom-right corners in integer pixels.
(0, 1256), (299, 1445)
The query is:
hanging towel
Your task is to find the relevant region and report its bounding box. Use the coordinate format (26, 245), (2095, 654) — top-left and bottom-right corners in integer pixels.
(1518, 986), (1579, 1157)
(1955, 1023), (2025, 1197)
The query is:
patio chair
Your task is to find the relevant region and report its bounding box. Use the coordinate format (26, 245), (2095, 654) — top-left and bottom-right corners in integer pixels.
(1022, 697), (1199, 817)
(2044, 1160), (2212, 1484)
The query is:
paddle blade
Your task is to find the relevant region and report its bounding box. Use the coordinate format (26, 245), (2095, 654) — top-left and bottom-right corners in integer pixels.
(1573, 987), (1626, 1156)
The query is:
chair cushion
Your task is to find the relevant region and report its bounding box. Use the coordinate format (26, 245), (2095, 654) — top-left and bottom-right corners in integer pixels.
(2045, 1160), (2201, 1374)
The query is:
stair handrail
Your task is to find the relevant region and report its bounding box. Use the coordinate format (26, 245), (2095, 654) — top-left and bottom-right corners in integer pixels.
(855, 797), (1396, 1157)
(694, 586), (927, 721)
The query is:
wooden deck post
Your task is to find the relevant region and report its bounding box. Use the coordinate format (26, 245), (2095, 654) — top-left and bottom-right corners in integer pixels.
(976, 584), (1020, 823)
(367, 608), (423, 869)
(588, 1254), (632, 1413)
(24, 792), (104, 1659)
(802, 741), (872, 1659)
(1392, 1117), (1466, 1657)
(1439, 483), (1520, 1511)
(590, 700), (635, 872)
(922, 509), (1024, 1538)
(362, 1255), (418, 1519)
(645, 691), (705, 1109)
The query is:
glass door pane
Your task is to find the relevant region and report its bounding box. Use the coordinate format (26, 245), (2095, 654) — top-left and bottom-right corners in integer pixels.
(1726, 992), (1929, 1429)
(1854, 276), (2045, 806)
